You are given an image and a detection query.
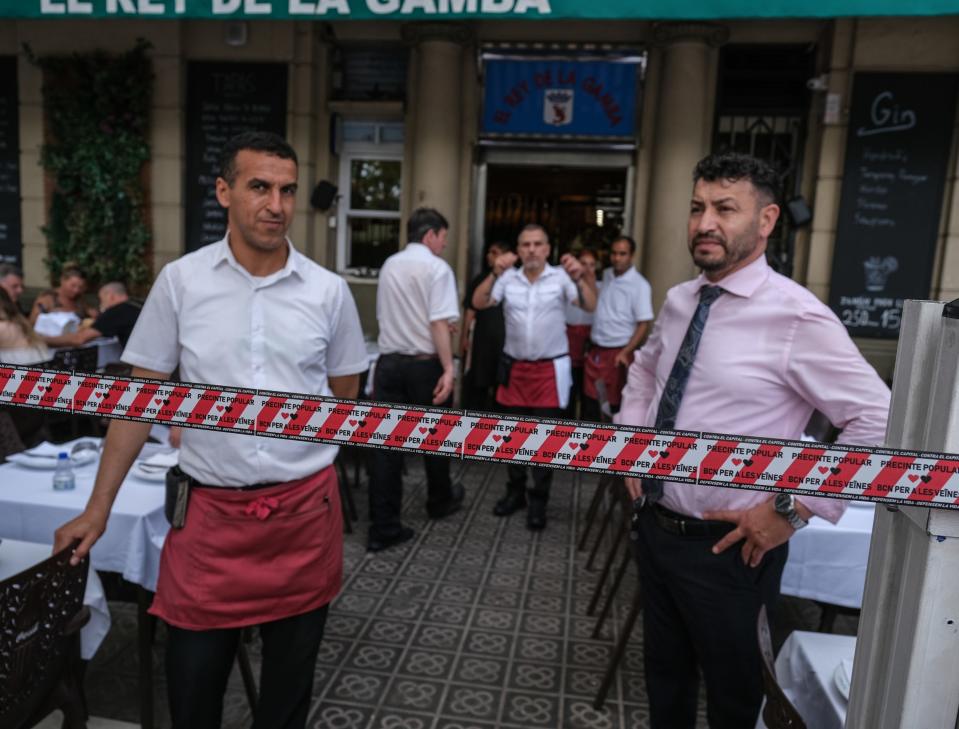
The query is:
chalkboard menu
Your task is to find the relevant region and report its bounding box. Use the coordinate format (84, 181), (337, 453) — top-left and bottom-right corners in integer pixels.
(184, 62), (288, 252)
(0, 56), (21, 266)
(828, 72), (959, 339)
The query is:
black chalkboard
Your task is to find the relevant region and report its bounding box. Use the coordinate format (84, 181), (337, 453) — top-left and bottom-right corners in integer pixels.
(0, 56), (21, 267)
(828, 72), (959, 339)
(184, 62), (288, 252)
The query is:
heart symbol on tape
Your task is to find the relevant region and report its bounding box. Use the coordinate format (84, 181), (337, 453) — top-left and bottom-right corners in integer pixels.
(920, 475), (932, 484)
(419, 427), (428, 434)
(429, 427), (437, 435)
(660, 451), (670, 459)
(569, 443), (579, 450)
(649, 450), (658, 457)
(215, 405), (224, 412)
(503, 435), (511, 443)
(349, 419), (358, 426)
(94, 392), (103, 399)
(280, 412), (289, 420)
(580, 443), (589, 451)
(830, 467), (842, 475)
(732, 458), (742, 466)
(818, 466), (830, 474)
(154, 398), (162, 405)
(492, 434), (502, 442)
(908, 474), (919, 482)
(290, 413), (298, 421)
(743, 459), (754, 467)
(359, 420), (368, 427)
(163, 398), (170, 406)
(225, 405), (233, 413)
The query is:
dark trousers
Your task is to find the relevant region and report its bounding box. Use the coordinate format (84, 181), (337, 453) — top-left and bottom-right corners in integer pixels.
(631, 507), (787, 729)
(369, 354), (453, 540)
(500, 404), (564, 504)
(166, 604), (329, 729)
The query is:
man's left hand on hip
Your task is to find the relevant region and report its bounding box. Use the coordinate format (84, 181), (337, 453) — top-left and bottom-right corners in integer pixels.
(703, 499), (794, 568)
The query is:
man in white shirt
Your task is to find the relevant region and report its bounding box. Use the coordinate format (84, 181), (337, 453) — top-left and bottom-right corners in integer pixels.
(54, 132), (368, 729)
(583, 235), (654, 419)
(369, 208), (463, 551)
(472, 223), (597, 529)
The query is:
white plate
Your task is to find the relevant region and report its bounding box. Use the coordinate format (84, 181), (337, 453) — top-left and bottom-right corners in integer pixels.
(833, 658), (852, 700)
(131, 462), (168, 483)
(7, 450), (97, 470)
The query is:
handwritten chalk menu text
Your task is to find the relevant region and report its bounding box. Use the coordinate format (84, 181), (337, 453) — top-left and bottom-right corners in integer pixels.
(828, 73), (959, 338)
(184, 62), (288, 252)
(0, 57), (21, 266)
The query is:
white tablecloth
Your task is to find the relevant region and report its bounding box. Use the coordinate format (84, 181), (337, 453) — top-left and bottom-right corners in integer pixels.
(767, 631), (856, 729)
(0, 439), (168, 591)
(781, 502), (875, 608)
(0, 538), (111, 660)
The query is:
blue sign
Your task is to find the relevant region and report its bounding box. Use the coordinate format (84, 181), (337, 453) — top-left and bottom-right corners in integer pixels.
(481, 58), (639, 139)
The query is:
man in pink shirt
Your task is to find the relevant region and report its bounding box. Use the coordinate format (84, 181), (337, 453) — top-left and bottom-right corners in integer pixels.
(616, 152), (889, 729)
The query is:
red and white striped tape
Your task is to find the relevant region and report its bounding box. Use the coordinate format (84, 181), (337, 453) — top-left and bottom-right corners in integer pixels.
(3, 365), (958, 511)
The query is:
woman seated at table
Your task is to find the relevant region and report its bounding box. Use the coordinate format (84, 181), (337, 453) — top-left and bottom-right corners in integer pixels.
(28, 264), (95, 327)
(0, 288), (52, 365)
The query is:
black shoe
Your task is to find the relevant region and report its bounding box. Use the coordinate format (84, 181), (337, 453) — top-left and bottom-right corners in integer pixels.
(428, 481), (464, 519)
(367, 526), (415, 552)
(527, 500), (547, 530)
(493, 491), (527, 516)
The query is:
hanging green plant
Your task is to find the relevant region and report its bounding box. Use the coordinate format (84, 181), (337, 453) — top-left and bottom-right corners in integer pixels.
(26, 38), (153, 288)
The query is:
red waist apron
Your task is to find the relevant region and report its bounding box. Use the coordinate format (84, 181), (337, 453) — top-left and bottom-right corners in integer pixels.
(584, 344), (628, 407)
(496, 359), (559, 409)
(566, 324), (592, 368)
(149, 465), (342, 630)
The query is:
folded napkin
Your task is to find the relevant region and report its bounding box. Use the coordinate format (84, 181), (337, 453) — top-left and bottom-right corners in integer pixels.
(24, 441), (67, 458)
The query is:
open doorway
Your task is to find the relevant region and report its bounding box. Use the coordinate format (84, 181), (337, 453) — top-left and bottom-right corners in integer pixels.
(483, 164), (629, 264)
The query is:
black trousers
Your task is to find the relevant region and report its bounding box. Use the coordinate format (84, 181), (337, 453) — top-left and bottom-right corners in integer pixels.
(631, 507), (787, 729)
(166, 604), (329, 729)
(369, 354), (453, 540)
(499, 404), (564, 504)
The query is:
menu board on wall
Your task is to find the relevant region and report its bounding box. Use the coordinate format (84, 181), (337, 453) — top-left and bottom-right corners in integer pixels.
(0, 56), (21, 266)
(184, 62), (288, 252)
(828, 72), (959, 339)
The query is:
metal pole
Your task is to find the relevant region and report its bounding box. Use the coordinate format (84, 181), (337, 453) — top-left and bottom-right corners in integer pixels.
(847, 300), (959, 729)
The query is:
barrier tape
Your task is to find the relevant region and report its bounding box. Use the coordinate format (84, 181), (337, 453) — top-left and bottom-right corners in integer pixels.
(3, 364), (959, 511)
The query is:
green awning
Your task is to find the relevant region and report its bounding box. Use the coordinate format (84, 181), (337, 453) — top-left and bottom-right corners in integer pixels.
(5, 0), (958, 20)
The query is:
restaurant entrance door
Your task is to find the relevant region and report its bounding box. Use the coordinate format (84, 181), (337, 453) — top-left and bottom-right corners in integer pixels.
(470, 148), (634, 277)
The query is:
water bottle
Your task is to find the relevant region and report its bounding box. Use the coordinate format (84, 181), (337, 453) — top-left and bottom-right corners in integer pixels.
(52, 452), (76, 491)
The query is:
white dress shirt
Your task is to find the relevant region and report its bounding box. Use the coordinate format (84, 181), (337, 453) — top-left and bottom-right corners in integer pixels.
(122, 235), (368, 487)
(491, 265), (579, 360)
(591, 267), (654, 347)
(376, 243), (459, 356)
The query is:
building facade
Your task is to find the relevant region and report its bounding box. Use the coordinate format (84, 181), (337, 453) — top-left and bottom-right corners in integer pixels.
(1, 8), (958, 377)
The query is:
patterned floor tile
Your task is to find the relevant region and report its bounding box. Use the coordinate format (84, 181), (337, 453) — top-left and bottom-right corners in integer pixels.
(425, 603), (470, 625)
(328, 670), (389, 703)
(521, 611), (565, 636)
(308, 702), (374, 729)
(476, 588), (521, 609)
(399, 649), (456, 679)
(383, 677), (446, 713)
(501, 691), (560, 727)
(509, 662), (562, 693)
(412, 623), (464, 651)
(378, 597), (425, 621)
(362, 618), (416, 645)
(452, 655), (508, 686)
(368, 710), (433, 729)
(567, 639), (614, 668)
(564, 698), (619, 729)
(472, 607), (519, 632)
(462, 630), (513, 657)
(515, 635), (563, 662)
(346, 642), (403, 672)
(441, 686), (500, 723)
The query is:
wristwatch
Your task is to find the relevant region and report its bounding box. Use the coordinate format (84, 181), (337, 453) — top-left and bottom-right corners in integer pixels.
(774, 493), (808, 530)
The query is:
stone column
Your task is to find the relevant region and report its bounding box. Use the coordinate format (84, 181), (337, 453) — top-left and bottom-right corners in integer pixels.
(643, 22), (728, 307)
(402, 23), (471, 266)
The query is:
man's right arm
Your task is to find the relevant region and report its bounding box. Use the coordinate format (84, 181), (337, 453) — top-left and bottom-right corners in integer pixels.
(54, 365), (171, 564)
(472, 252), (517, 310)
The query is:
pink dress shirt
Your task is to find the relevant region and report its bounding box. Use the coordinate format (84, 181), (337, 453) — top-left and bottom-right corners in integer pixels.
(615, 256), (890, 523)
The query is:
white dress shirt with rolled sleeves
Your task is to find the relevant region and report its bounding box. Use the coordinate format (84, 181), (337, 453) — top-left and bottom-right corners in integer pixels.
(591, 267), (654, 348)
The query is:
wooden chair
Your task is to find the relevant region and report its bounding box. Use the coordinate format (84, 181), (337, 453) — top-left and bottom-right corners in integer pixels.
(0, 542), (91, 729)
(758, 605), (807, 729)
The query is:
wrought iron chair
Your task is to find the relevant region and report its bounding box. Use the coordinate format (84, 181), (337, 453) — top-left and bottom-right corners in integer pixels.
(0, 541), (90, 729)
(758, 604), (807, 729)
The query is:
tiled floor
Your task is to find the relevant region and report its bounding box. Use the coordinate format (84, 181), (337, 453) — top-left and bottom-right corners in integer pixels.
(82, 457), (849, 728)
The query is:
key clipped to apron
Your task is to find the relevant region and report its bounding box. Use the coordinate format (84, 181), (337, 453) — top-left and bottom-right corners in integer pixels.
(165, 465), (192, 529)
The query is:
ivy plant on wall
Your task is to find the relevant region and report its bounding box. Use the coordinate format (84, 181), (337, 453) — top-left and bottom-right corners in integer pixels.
(27, 39), (153, 287)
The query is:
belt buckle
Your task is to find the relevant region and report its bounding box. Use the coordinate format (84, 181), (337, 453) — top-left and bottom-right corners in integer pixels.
(677, 518), (687, 537)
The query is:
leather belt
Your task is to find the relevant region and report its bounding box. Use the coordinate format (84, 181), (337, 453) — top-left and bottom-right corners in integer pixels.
(651, 504), (735, 538)
(382, 352), (438, 361)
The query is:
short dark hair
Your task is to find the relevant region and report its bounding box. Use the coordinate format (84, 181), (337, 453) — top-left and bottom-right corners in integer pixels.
(518, 223), (549, 244)
(0, 263), (22, 279)
(219, 131), (298, 187)
(485, 239), (510, 254)
(407, 208), (449, 243)
(59, 264), (86, 283)
(693, 152), (781, 206)
(611, 235), (637, 254)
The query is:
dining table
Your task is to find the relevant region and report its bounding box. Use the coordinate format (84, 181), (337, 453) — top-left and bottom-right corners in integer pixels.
(0, 437), (171, 729)
(0, 537), (111, 661)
